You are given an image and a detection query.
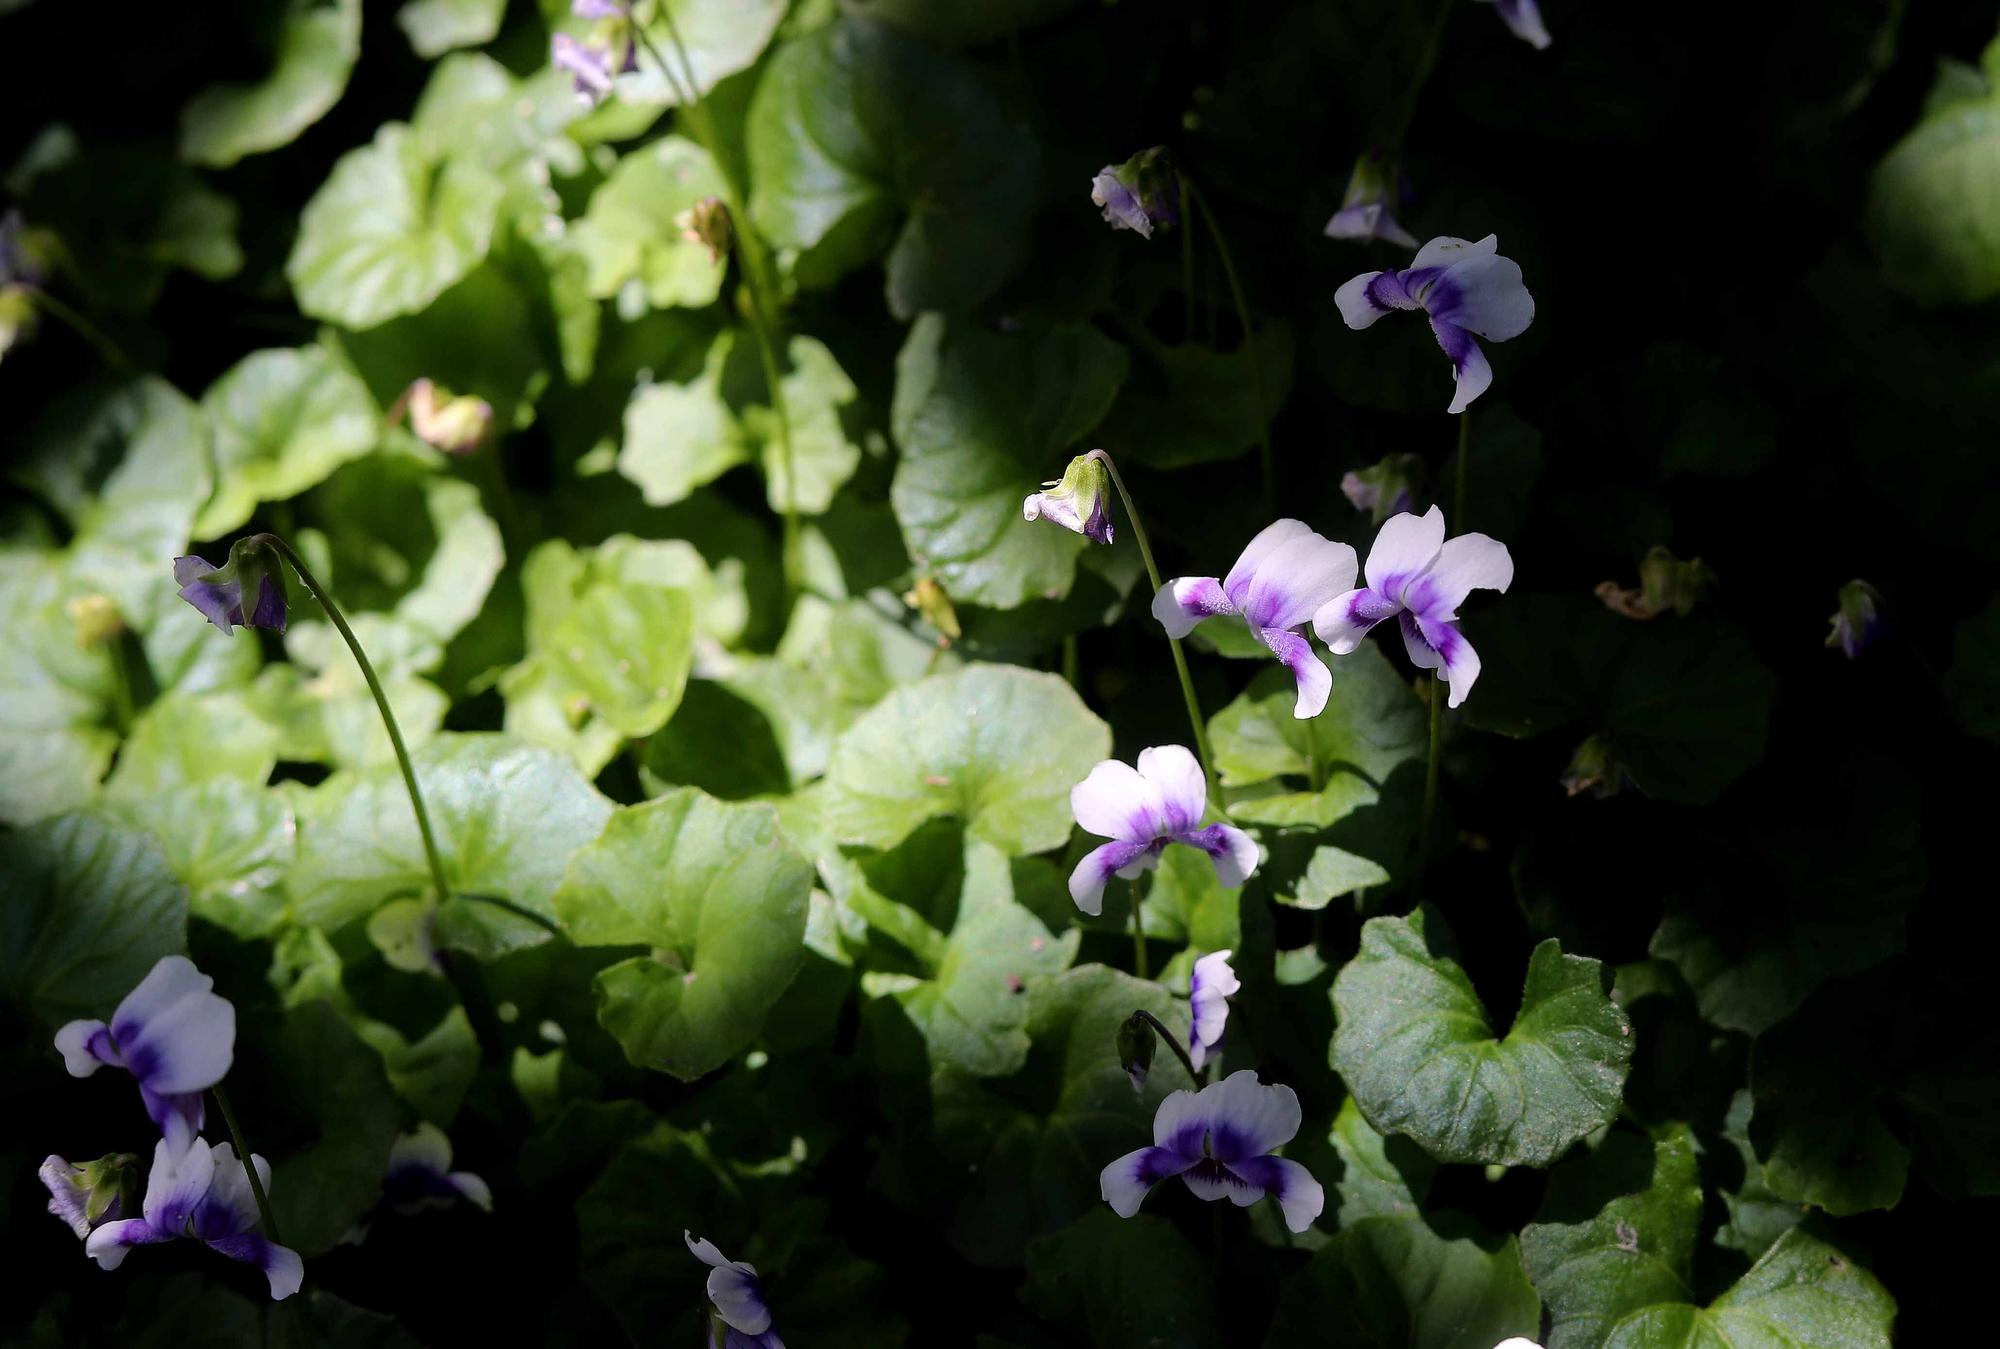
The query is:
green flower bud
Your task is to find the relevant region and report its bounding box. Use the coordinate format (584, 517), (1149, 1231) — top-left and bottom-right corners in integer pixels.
(1023, 452), (1115, 544)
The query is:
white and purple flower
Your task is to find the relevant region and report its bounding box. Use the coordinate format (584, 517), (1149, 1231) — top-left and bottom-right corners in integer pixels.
(1324, 150), (1417, 249)
(1024, 452), (1115, 545)
(687, 1231), (784, 1349)
(1478, 0), (1552, 50)
(86, 1137), (303, 1301)
(1091, 146), (1179, 239)
(1186, 949), (1239, 1073)
(1334, 234), (1534, 413)
(173, 541), (287, 636)
(40, 1154), (135, 1239)
(1152, 519), (1359, 719)
(551, 1), (636, 107)
(381, 1123), (492, 1216)
(55, 955), (236, 1151)
(1314, 506), (1512, 709)
(1827, 580), (1882, 660)
(1068, 746), (1258, 917)
(1099, 1069), (1323, 1233)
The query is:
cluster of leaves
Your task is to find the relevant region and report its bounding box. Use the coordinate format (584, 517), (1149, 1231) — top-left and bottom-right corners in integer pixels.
(2, 0), (1996, 1344)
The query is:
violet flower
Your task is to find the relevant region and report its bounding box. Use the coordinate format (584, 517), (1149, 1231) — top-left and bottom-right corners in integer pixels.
(382, 1124), (493, 1216)
(1313, 506), (1513, 708)
(1152, 519), (1359, 718)
(55, 955), (236, 1152)
(1827, 580), (1882, 660)
(40, 1154), (136, 1239)
(1335, 234), (1534, 413)
(1341, 452), (1425, 524)
(1091, 147), (1179, 240)
(173, 537), (287, 636)
(1324, 150), (1417, 249)
(1068, 746), (1258, 916)
(551, 1), (636, 108)
(687, 1232), (785, 1349)
(1187, 949), (1238, 1073)
(86, 1137), (303, 1301)
(1100, 1069), (1324, 1233)
(1478, 0), (1552, 50)
(1023, 452), (1115, 545)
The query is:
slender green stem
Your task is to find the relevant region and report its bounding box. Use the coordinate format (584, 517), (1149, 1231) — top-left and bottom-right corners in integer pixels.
(1129, 876), (1149, 981)
(1453, 409), (1470, 527)
(1127, 1009), (1201, 1085)
(1182, 179), (1273, 512)
(1085, 450), (1219, 804)
(255, 535), (451, 906)
(1392, 0), (1457, 151)
(1416, 685), (1442, 898)
(28, 289), (133, 372)
(1302, 712), (1325, 792)
(211, 1084), (281, 1244)
(1061, 633), (1079, 690)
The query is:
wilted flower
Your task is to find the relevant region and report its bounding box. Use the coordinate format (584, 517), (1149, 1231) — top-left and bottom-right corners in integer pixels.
(675, 196), (734, 266)
(1324, 150), (1417, 249)
(55, 955), (236, 1151)
(1827, 580), (1882, 660)
(686, 1232), (785, 1349)
(1340, 452), (1425, 523)
(1023, 452), (1115, 544)
(40, 1154), (138, 1239)
(1595, 546), (1715, 620)
(395, 378), (493, 455)
(1559, 734), (1629, 799)
(1091, 147), (1179, 240)
(173, 536), (287, 636)
(1477, 0), (1552, 50)
(381, 1124), (492, 1216)
(1099, 1069), (1324, 1233)
(1068, 745), (1258, 916)
(1187, 949), (1239, 1072)
(1335, 234), (1535, 413)
(1314, 506), (1513, 709)
(1153, 519), (1358, 718)
(86, 1137), (302, 1300)
(551, 1), (636, 108)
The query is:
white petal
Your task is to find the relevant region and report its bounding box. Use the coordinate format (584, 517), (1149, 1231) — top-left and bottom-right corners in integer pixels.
(685, 1230), (729, 1269)
(1206, 826), (1260, 889)
(1070, 759), (1164, 842)
(389, 1122), (454, 1176)
(1201, 1069), (1304, 1159)
(707, 1259), (773, 1335)
(1136, 745), (1207, 835)
(1222, 519), (1316, 608)
(125, 985), (236, 1094)
(53, 1019), (111, 1077)
(1334, 271), (1395, 330)
(448, 1171), (494, 1212)
(1238, 530), (1359, 631)
(1410, 234), (1497, 270)
(111, 956), (212, 1043)
(1099, 1146), (1193, 1218)
(86, 1218), (166, 1269)
(1363, 506), (1446, 595)
(1068, 841), (1151, 916)
(261, 1241), (305, 1300)
(1151, 577), (1236, 639)
(1431, 252), (1534, 342)
(1411, 533), (1514, 619)
(141, 1135), (216, 1233)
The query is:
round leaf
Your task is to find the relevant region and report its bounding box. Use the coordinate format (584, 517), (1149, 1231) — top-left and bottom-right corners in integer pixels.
(178, 0), (362, 169)
(572, 136), (729, 309)
(1597, 1230), (1893, 1348)
(195, 345), (379, 538)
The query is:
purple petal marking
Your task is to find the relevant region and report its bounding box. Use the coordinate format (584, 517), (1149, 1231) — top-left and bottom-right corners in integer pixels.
(1091, 171), (1152, 237)
(1177, 823), (1258, 890)
(1313, 586), (1403, 655)
(1257, 627), (1332, 720)
(85, 1217), (172, 1270)
(247, 575), (287, 631)
(1136, 745), (1207, 836)
(1415, 612), (1483, 708)
(1230, 1155), (1326, 1233)
(1067, 839), (1155, 916)
(1399, 610), (1444, 672)
(177, 573), (244, 632)
(1099, 1145), (1195, 1217)
(1178, 1157), (1268, 1206)
(207, 1233), (305, 1300)
(1151, 576), (1237, 639)
(53, 1019), (116, 1077)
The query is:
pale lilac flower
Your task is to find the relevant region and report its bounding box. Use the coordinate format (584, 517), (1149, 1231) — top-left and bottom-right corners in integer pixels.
(86, 1137), (303, 1301)
(55, 956), (236, 1151)
(1324, 150), (1417, 249)
(1187, 949), (1239, 1072)
(1067, 746), (1258, 917)
(1091, 147), (1179, 239)
(551, 1), (635, 108)
(687, 1231), (785, 1349)
(173, 543), (286, 635)
(1827, 580), (1882, 660)
(1334, 234), (1534, 413)
(1313, 506), (1513, 709)
(1152, 519), (1358, 718)
(1478, 0), (1552, 50)
(1099, 1069), (1323, 1233)
(1340, 452), (1424, 524)
(1023, 452), (1115, 544)
(381, 1124), (492, 1216)
(40, 1154), (135, 1239)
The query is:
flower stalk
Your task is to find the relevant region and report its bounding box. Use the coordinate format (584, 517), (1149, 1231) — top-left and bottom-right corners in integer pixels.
(211, 1084), (280, 1245)
(1181, 179), (1274, 511)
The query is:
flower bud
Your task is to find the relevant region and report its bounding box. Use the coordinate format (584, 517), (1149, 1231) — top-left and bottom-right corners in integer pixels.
(903, 575), (961, 645)
(1117, 1012), (1157, 1093)
(1323, 150), (1417, 249)
(1826, 579), (1881, 660)
(1596, 546), (1712, 620)
(1023, 453), (1115, 544)
(1560, 734), (1629, 799)
(1090, 147), (1179, 240)
(674, 196), (734, 266)
(40, 1152), (139, 1239)
(173, 535), (287, 635)
(1339, 453), (1425, 523)
(66, 593), (125, 649)
(398, 377), (494, 455)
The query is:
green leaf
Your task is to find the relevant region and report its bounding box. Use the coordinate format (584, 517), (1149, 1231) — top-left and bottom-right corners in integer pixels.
(1099, 325), (1296, 470)
(1209, 643), (1426, 789)
(1520, 1125), (1703, 1347)
(289, 732), (612, 939)
(572, 136), (729, 309)
(0, 557), (118, 825)
(178, 0), (362, 169)
(746, 17), (1039, 315)
(890, 316), (1127, 609)
(1023, 1211), (1222, 1349)
(1262, 1215), (1541, 1349)
(396, 0), (505, 57)
(20, 147), (242, 309)
(555, 789), (813, 1080)
(1944, 593), (2000, 745)
(1328, 1096), (1437, 1226)
(845, 0), (1084, 47)
(195, 345), (379, 538)
(604, 0), (785, 106)
(106, 780), (295, 940)
(1714, 1090), (1803, 1262)
(1591, 1230), (1894, 1348)
(1330, 907), (1634, 1167)
(288, 125), (505, 330)
(101, 688), (278, 799)
(0, 812), (186, 1027)
(1866, 84), (2000, 305)
(821, 664), (1111, 855)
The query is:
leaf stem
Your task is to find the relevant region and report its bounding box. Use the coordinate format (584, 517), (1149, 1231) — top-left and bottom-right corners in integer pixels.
(27, 288), (133, 372)
(253, 534), (451, 907)
(1130, 875), (1149, 981)
(1181, 177), (1273, 513)
(211, 1084), (281, 1245)
(1085, 450), (1219, 805)
(1416, 684), (1442, 899)
(1127, 1008), (1201, 1085)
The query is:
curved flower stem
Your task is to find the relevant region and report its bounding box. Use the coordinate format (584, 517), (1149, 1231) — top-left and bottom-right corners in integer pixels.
(642, 14), (803, 594)
(28, 288), (133, 372)
(1084, 450), (1219, 805)
(1061, 633), (1080, 689)
(1127, 1009), (1202, 1085)
(1302, 714), (1325, 792)
(1181, 178), (1273, 513)
(1392, 0), (1457, 152)
(254, 534), (451, 907)
(1416, 687), (1442, 898)
(1130, 876), (1149, 981)
(211, 1084), (281, 1245)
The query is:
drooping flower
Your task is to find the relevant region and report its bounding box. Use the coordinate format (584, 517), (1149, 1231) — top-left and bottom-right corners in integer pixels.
(1186, 949), (1239, 1073)
(1826, 579), (1882, 660)
(1314, 506), (1513, 709)
(686, 1231), (785, 1349)
(1152, 519), (1359, 718)
(86, 1137), (303, 1301)
(1595, 545), (1714, 620)
(381, 1123), (493, 1216)
(172, 536), (287, 636)
(1117, 1012), (1158, 1092)
(1068, 746), (1258, 916)
(1099, 1069), (1324, 1233)
(551, 1), (636, 108)
(55, 955), (236, 1151)
(0, 210), (48, 362)
(675, 196), (734, 265)
(1023, 452), (1115, 545)
(1334, 235), (1534, 413)
(1323, 150), (1417, 249)
(1340, 452), (1425, 523)
(40, 1154), (137, 1239)
(1477, 0), (1552, 50)
(1091, 147), (1179, 239)
(395, 377), (494, 455)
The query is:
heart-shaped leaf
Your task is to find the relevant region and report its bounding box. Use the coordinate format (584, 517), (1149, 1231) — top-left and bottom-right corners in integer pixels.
(179, 0), (362, 169)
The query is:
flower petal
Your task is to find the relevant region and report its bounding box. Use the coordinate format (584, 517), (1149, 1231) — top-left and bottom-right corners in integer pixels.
(53, 1019), (114, 1077)
(1432, 318), (1494, 414)
(1070, 759), (1165, 843)
(1150, 576), (1236, 639)
(1198, 1069), (1304, 1161)
(1258, 627), (1332, 719)
(1312, 587), (1402, 655)
(1178, 824), (1259, 890)
(41, 1156), (92, 1238)
(1334, 271), (1415, 329)
(1429, 252), (1534, 342)
(1399, 610), (1445, 672)
(206, 1232), (304, 1300)
(1491, 0), (1552, 49)
(121, 982), (235, 1096)
(685, 1231), (729, 1269)
(1099, 1145), (1195, 1218)
(1136, 745), (1207, 836)
(447, 1171), (494, 1211)
(1363, 506), (1446, 596)
(1410, 235), (1497, 271)
(1179, 1157), (1269, 1207)
(1068, 840), (1154, 916)
(193, 1143), (267, 1241)
(1229, 1155), (1325, 1233)
(1410, 533), (1514, 620)
(1187, 949), (1240, 1071)
(1221, 519), (1316, 607)
(140, 1136), (216, 1235)
(85, 1217), (171, 1270)
(1239, 529), (1359, 632)
(1417, 614), (1483, 708)
(140, 1088), (206, 1154)
(707, 1259), (774, 1335)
